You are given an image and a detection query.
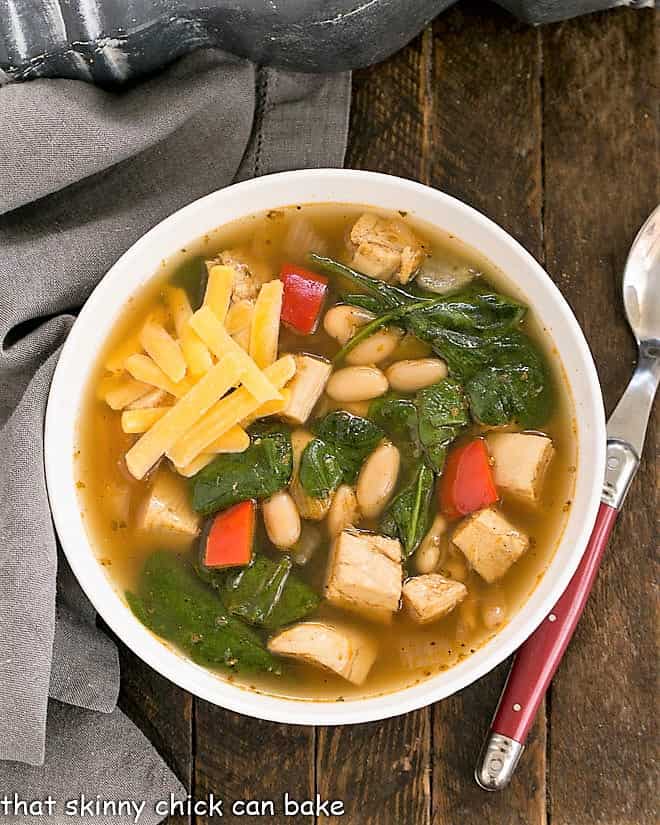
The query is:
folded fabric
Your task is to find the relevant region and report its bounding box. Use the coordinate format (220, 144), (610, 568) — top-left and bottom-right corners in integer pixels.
(0, 47), (349, 820)
(0, 0), (648, 83)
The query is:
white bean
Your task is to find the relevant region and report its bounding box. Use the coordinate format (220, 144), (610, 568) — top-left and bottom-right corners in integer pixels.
(356, 442), (400, 518)
(327, 484), (360, 537)
(263, 490), (301, 549)
(323, 305), (375, 344)
(386, 358), (448, 392)
(326, 366), (389, 402)
(345, 328), (403, 366)
(481, 591), (508, 630)
(414, 514), (448, 574)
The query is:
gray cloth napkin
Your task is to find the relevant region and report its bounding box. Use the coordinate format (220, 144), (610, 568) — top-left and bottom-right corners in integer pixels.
(0, 0), (651, 84)
(0, 48), (349, 821)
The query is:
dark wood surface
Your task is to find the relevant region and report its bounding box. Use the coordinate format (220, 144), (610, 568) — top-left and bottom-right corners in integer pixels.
(118, 4), (658, 823)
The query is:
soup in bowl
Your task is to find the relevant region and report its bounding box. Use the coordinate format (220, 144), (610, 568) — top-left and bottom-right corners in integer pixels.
(45, 170), (605, 724)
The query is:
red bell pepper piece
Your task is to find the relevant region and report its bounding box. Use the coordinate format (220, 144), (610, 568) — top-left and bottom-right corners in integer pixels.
(439, 438), (498, 519)
(202, 499), (256, 568)
(280, 263), (329, 334)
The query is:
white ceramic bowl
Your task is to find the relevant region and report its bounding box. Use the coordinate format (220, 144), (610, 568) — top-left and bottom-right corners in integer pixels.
(45, 169), (606, 725)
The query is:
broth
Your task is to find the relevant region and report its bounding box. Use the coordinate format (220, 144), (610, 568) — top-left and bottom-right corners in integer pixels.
(77, 203), (576, 700)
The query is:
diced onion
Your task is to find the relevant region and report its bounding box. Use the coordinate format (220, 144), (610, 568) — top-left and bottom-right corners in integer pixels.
(416, 258), (477, 294)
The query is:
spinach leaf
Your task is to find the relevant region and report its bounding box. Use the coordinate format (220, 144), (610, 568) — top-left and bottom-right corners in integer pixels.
(369, 395), (420, 450)
(171, 255), (208, 310)
(190, 428), (292, 514)
(370, 382), (468, 472)
(476, 290), (528, 329)
(340, 294), (385, 314)
(406, 289), (525, 339)
(465, 342), (553, 428)
(309, 253), (414, 309)
(266, 572), (320, 629)
(312, 256), (525, 337)
(299, 438), (343, 498)
(300, 412), (386, 497)
(126, 551), (281, 674)
(220, 555), (320, 631)
(432, 330), (553, 428)
(429, 328), (496, 377)
(416, 379), (470, 472)
(380, 464), (435, 557)
(313, 411), (384, 483)
(430, 328), (537, 379)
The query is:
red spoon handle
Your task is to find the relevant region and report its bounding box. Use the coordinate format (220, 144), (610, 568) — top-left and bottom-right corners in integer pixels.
(492, 501), (618, 741)
(476, 501), (618, 789)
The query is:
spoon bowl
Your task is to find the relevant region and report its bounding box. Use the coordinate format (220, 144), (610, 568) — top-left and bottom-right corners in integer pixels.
(608, 204), (660, 461)
(623, 204), (660, 348)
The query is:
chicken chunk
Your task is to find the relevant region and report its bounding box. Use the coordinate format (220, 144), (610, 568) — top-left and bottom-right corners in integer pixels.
(352, 240), (400, 282)
(280, 355), (332, 426)
(402, 574), (468, 625)
(350, 213), (425, 284)
(452, 507), (529, 584)
(486, 432), (554, 505)
(135, 470), (200, 537)
(208, 248), (272, 302)
(325, 529), (403, 623)
(268, 621), (378, 685)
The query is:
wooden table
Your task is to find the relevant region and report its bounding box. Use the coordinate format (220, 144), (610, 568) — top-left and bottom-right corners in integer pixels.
(118, 4), (658, 823)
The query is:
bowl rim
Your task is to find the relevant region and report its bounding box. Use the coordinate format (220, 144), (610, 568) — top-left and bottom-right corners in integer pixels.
(45, 168), (606, 726)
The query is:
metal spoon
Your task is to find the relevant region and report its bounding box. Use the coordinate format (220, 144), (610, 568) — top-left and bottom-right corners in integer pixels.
(475, 204), (660, 791)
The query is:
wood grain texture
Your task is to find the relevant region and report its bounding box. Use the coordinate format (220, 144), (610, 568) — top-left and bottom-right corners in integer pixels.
(117, 643), (193, 825)
(430, 2), (544, 258)
(194, 703), (314, 824)
(542, 9), (659, 825)
(433, 662), (548, 824)
(347, 28), (434, 184)
(316, 711), (432, 825)
(427, 5), (547, 824)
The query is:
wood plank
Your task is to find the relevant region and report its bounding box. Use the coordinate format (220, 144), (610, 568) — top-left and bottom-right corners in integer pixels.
(316, 27), (435, 825)
(542, 9), (658, 825)
(433, 663), (547, 824)
(316, 711), (431, 824)
(347, 28), (434, 184)
(194, 703), (314, 824)
(429, 2), (543, 257)
(428, 5), (546, 823)
(117, 642), (192, 825)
